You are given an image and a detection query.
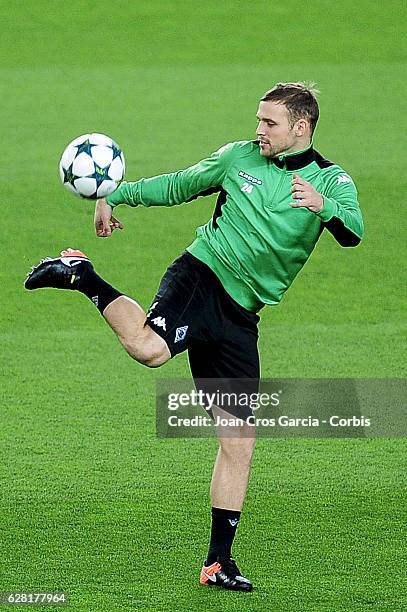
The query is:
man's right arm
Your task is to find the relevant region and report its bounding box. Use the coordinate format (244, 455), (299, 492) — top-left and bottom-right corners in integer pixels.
(105, 142), (238, 209)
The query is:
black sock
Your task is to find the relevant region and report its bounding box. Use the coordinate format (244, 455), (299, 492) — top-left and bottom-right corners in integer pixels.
(77, 268), (123, 315)
(207, 507), (241, 565)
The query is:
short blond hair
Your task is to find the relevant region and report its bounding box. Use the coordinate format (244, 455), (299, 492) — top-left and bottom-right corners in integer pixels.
(261, 82), (320, 135)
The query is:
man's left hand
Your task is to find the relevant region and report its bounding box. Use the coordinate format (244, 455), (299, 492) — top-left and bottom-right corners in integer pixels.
(290, 173), (324, 213)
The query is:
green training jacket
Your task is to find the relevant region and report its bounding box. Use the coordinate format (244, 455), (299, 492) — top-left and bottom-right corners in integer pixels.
(107, 140), (364, 312)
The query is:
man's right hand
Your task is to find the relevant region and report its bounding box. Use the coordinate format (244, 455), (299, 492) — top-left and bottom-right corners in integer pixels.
(94, 198), (124, 237)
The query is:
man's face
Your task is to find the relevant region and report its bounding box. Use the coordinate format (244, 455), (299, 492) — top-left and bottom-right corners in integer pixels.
(256, 100), (299, 157)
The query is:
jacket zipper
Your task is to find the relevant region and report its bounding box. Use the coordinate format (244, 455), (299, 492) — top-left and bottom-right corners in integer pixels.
(268, 161), (287, 208)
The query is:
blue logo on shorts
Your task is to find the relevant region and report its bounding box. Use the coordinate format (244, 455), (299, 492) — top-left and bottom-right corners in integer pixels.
(174, 326), (188, 343)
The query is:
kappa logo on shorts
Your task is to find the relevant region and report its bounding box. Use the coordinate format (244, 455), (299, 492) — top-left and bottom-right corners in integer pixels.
(151, 316), (167, 331)
(174, 325), (188, 343)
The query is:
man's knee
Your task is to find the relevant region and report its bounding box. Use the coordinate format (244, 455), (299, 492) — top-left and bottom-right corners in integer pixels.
(219, 432), (256, 466)
(141, 348), (170, 368)
(122, 326), (171, 367)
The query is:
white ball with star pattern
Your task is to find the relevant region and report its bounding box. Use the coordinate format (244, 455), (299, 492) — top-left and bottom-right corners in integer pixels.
(59, 133), (125, 199)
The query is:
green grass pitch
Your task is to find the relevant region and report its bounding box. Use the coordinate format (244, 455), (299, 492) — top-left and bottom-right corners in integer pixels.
(1, 1), (406, 610)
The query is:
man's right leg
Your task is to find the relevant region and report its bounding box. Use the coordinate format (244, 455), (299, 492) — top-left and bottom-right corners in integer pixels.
(25, 248), (170, 368)
(103, 296), (170, 367)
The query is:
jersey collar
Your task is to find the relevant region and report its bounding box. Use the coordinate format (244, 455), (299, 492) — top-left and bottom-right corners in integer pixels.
(270, 144), (316, 170)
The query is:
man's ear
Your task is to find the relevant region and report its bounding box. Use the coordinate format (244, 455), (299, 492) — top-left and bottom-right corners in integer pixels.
(294, 119), (308, 137)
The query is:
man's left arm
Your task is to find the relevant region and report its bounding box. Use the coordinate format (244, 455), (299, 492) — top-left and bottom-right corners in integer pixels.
(290, 171), (364, 247)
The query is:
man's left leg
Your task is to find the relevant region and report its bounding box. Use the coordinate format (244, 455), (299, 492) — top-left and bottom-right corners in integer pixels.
(198, 405), (256, 592)
(210, 404), (256, 509)
(188, 335), (259, 592)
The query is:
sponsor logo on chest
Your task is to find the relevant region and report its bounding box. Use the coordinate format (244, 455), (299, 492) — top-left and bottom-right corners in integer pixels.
(238, 170), (262, 185)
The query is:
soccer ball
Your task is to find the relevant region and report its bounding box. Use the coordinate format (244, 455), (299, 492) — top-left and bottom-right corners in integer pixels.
(59, 133), (125, 199)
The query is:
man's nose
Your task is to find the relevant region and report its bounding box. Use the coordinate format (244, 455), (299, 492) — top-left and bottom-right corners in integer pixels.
(256, 121), (265, 135)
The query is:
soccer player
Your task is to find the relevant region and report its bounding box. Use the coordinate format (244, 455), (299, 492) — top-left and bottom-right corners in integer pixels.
(25, 82), (363, 592)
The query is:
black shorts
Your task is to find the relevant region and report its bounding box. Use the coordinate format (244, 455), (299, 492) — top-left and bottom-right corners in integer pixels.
(146, 251), (260, 419)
